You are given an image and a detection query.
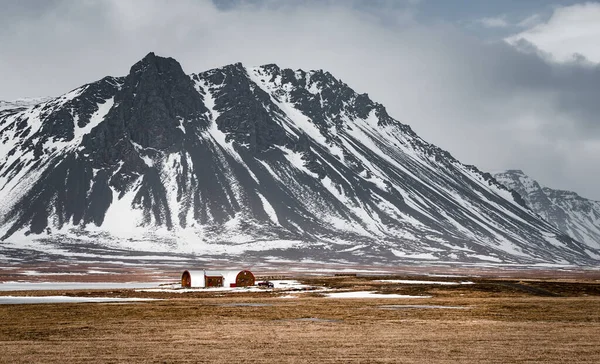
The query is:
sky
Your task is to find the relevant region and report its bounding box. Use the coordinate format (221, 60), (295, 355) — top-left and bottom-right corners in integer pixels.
(1, 0), (599, 200)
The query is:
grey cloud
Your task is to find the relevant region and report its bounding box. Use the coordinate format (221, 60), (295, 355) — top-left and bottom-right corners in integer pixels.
(0, 0), (598, 199)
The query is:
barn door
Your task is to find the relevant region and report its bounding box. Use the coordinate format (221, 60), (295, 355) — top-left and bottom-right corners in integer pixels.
(206, 276), (223, 287)
(181, 271), (192, 288)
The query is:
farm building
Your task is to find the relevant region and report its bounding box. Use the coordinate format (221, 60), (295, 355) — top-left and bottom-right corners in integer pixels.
(181, 270), (255, 288)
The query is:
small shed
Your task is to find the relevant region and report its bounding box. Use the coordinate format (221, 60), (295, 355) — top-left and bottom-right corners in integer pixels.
(181, 269), (255, 288)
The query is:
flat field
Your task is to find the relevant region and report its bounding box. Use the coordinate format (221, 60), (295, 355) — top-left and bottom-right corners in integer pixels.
(1, 273), (599, 363)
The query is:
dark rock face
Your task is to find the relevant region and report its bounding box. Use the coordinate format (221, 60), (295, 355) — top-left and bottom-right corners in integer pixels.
(494, 170), (600, 250)
(0, 53), (598, 265)
(0, 76), (124, 239)
(34, 77), (118, 142)
(120, 52), (208, 150)
(195, 63), (289, 153)
(84, 52), (209, 165)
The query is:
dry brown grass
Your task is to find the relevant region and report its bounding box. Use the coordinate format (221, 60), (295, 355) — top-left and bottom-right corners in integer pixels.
(1, 276), (599, 363)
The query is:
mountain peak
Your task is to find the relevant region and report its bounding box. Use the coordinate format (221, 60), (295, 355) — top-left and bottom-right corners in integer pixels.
(130, 52), (185, 77)
(494, 170), (600, 249)
(502, 169), (526, 176)
(113, 52), (209, 151)
(142, 51), (156, 60)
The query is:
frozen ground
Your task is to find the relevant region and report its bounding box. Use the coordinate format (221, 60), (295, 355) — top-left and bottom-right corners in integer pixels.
(0, 282), (160, 291)
(0, 296), (157, 304)
(325, 291), (431, 299)
(3, 239), (599, 272)
(378, 305), (468, 310)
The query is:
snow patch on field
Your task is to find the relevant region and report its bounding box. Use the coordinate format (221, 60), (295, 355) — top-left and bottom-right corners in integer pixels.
(325, 291), (430, 299)
(87, 270), (117, 275)
(0, 296), (158, 304)
(137, 280), (316, 293)
(0, 282), (160, 291)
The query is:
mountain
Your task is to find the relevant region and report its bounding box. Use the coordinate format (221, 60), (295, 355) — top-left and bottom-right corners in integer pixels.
(494, 170), (600, 251)
(0, 97), (53, 112)
(0, 52), (598, 265)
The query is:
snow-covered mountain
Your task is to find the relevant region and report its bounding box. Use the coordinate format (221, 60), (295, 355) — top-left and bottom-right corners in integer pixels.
(494, 170), (600, 251)
(0, 97), (52, 112)
(0, 52), (598, 265)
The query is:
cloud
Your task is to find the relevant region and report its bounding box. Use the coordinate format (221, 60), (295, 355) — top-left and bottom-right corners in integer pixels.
(475, 13), (543, 30)
(477, 15), (510, 28)
(507, 2), (600, 63)
(516, 14), (543, 28)
(0, 0), (599, 199)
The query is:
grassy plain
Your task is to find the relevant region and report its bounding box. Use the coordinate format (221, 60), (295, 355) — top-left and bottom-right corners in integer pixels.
(1, 274), (599, 363)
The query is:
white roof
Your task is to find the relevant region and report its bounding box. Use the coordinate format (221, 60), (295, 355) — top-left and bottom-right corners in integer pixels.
(184, 270), (205, 277)
(203, 270), (247, 276)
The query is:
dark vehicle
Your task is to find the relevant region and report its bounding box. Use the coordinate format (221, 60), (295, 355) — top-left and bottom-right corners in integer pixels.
(257, 281), (274, 288)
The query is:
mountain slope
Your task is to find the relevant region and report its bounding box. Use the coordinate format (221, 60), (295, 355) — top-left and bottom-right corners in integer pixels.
(494, 170), (600, 250)
(0, 52), (598, 265)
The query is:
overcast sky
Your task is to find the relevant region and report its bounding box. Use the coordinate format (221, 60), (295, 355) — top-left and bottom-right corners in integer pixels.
(1, 0), (599, 200)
